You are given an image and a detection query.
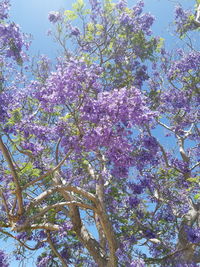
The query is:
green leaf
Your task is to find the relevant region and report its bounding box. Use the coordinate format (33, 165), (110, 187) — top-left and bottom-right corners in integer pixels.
(156, 37), (165, 52)
(87, 22), (95, 32)
(194, 194), (200, 200)
(60, 113), (72, 121)
(20, 162), (41, 178)
(187, 177), (198, 183)
(64, 10), (78, 20)
(72, 0), (84, 12)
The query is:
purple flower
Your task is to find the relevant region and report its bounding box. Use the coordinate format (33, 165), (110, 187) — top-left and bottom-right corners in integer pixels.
(186, 227), (200, 244)
(70, 27), (80, 36)
(0, 0), (9, 20)
(60, 247), (70, 260)
(130, 259), (145, 267)
(37, 255), (51, 267)
(174, 5), (196, 35)
(128, 196), (140, 207)
(116, 0), (127, 10)
(132, 1), (144, 16)
(48, 11), (61, 23)
(0, 250), (9, 267)
(168, 51), (200, 79)
(129, 183), (143, 194)
(60, 221), (73, 232)
(0, 22), (25, 62)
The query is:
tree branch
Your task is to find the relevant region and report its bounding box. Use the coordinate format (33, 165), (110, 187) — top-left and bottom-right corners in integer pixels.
(0, 137), (23, 215)
(46, 230), (68, 267)
(22, 150), (72, 190)
(0, 228), (44, 251)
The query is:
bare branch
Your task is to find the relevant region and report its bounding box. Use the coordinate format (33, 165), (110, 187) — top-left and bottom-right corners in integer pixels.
(157, 120), (173, 132)
(190, 161), (200, 171)
(14, 223), (60, 232)
(0, 228), (44, 251)
(0, 190), (10, 217)
(28, 201), (97, 223)
(28, 185), (97, 210)
(195, 4), (200, 25)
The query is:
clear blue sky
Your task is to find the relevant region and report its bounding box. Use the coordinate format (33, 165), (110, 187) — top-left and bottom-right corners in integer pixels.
(2, 0), (196, 266)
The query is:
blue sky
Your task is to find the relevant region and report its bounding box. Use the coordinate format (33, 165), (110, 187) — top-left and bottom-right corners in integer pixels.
(9, 0), (196, 57)
(2, 0), (197, 266)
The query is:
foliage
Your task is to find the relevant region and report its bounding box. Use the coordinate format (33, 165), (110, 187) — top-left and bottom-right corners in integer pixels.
(0, 0), (199, 266)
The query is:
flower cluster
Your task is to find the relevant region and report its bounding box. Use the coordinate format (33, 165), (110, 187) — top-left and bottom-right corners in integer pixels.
(59, 221), (73, 238)
(0, 22), (24, 62)
(168, 51), (200, 80)
(34, 59), (102, 112)
(174, 5), (197, 35)
(119, 4), (154, 35)
(0, 0), (9, 20)
(82, 87), (154, 126)
(186, 227), (200, 244)
(0, 0), (28, 63)
(0, 250), (9, 267)
(37, 255), (52, 267)
(48, 11), (61, 23)
(130, 259), (145, 267)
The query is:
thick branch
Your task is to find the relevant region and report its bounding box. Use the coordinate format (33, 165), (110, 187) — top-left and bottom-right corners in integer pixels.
(176, 198), (198, 262)
(53, 175), (108, 267)
(28, 185), (96, 211)
(0, 137), (23, 215)
(86, 158), (118, 266)
(14, 223), (60, 232)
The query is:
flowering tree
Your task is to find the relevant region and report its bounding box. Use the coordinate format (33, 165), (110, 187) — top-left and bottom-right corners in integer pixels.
(0, 0), (200, 266)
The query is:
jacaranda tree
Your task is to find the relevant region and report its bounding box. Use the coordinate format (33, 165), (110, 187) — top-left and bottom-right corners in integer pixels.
(0, 0), (200, 266)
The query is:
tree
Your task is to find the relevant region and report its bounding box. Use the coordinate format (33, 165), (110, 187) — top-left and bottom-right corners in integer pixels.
(0, 0), (199, 266)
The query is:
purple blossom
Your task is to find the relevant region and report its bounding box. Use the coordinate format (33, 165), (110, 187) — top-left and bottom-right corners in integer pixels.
(142, 135), (158, 153)
(119, 2), (154, 35)
(37, 255), (51, 267)
(89, 0), (101, 11)
(168, 51), (200, 79)
(128, 196), (140, 207)
(48, 11), (61, 23)
(186, 227), (200, 244)
(16, 231), (28, 241)
(70, 26), (80, 36)
(0, 22), (24, 62)
(174, 5), (196, 35)
(0, 0), (9, 19)
(115, 247), (130, 264)
(116, 0), (127, 10)
(138, 13), (154, 35)
(129, 183), (144, 194)
(59, 221), (73, 233)
(60, 247), (70, 260)
(0, 250), (9, 267)
(130, 259), (145, 267)
(132, 1), (144, 16)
